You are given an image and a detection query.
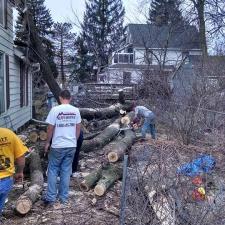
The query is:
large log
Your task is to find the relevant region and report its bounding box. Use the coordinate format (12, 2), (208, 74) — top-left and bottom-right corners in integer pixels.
(83, 132), (101, 140)
(15, 151), (44, 215)
(107, 129), (136, 163)
(88, 118), (114, 132)
(80, 102), (132, 120)
(80, 166), (103, 192)
(94, 165), (122, 196)
(21, 10), (61, 102)
(81, 119), (120, 152)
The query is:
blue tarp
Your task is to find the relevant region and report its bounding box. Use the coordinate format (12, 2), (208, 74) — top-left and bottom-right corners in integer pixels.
(177, 155), (216, 177)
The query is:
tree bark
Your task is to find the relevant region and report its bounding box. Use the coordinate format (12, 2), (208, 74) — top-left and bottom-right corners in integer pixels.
(24, 11), (61, 102)
(81, 119), (120, 152)
(88, 118), (114, 132)
(80, 102), (133, 120)
(107, 129), (136, 163)
(191, 0), (207, 57)
(83, 132), (101, 140)
(118, 89), (125, 104)
(15, 151), (44, 215)
(197, 0), (207, 57)
(94, 165), (122, 196)
(80, 166), (103, 192)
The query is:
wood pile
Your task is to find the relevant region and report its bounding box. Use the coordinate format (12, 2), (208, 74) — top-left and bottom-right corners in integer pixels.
(10, 100), (138, 216)
(79, 102), (138, 196)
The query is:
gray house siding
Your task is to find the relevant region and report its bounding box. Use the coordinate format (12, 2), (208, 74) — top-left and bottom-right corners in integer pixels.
(0, 0), (32, 130)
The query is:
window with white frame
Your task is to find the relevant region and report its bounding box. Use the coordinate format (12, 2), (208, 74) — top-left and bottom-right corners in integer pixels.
(0, 0), (4, 26)
(113, 53), (134, 64)
(0, 52), (5, 114)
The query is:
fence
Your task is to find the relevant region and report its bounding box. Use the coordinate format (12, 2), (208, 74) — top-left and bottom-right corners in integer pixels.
(84, 83), (138, 100)
(119, 98), (225, 224)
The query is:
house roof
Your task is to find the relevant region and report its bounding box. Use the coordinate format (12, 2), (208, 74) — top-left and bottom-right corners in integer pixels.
(127, 24), (201, 50)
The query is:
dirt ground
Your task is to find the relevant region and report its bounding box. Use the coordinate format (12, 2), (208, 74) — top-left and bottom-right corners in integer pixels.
(3, 129), (225, 225)
(4, 148), (122, 225)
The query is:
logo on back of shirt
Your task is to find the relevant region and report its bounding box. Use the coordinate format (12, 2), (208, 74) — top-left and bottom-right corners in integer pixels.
(57, 112), (76, 120)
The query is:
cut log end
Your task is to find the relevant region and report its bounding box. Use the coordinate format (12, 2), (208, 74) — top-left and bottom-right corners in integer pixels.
(108, 152), (119, 163)
(29, 131), (38, 143)
(94, 184), (106, 196)
(80, 181), (90, 192)
(16, 197), (32, 215)
(121, 116), (131, 125)
(39, 130), (47, 141)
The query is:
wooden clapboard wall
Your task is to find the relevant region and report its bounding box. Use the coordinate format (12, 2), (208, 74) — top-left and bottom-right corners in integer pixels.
(0, 0), (32, 130)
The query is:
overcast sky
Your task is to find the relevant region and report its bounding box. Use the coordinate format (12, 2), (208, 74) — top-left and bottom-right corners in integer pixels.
(45, 0), (147, 32)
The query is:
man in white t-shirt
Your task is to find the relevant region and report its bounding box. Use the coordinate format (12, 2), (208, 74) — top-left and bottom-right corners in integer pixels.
(43, 90), (81, 205)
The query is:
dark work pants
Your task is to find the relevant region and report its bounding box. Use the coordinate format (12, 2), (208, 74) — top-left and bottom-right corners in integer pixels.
(72, 130), (84, 173)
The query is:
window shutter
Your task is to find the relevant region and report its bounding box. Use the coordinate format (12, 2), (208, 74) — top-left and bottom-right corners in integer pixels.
(5, 54), (10, 109)
(4, 0), (7, 29)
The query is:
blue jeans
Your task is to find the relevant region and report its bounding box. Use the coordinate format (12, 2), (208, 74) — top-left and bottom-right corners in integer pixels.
(141, 116), (156, 139)
(45, 147), (76, 203)
(0, 177), (13, 214)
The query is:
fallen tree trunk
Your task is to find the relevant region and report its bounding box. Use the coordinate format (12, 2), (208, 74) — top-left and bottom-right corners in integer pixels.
(80, 102), (132, 120)
(88, 118), (115, 132)
(80, 166), (103, 192)
(83, 132), (101, 140)
(24, 11), (61, 102)
(107, 129), (136, 163)
(94, 165), (122, 196)
(15, 151), (44, 215)
(81, 119), (120, 152)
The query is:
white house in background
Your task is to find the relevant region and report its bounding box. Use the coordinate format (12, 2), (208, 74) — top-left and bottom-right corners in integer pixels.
(0, 0), (33, 130)
(98, 24), (202, 84)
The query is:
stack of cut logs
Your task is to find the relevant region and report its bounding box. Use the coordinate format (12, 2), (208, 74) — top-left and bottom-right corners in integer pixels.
(14, 100), (138, 215)
(80, 108), (136, 196)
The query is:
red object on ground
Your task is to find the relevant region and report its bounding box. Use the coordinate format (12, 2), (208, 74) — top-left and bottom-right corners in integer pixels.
(192, 189), (205, 201)
(192, 176), (203, 186)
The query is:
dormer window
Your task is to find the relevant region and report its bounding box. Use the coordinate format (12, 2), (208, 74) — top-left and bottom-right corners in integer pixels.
(0, 0), (4, 26)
